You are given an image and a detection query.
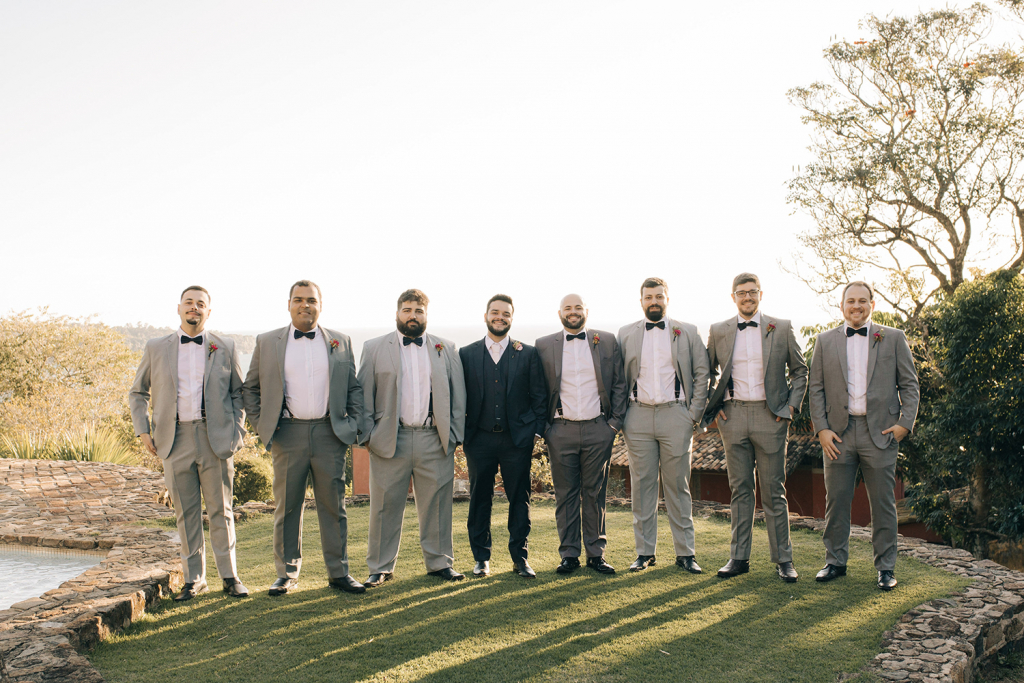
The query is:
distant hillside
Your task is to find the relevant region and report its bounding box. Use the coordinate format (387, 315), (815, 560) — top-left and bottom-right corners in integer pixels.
(114, 323), (256, 354)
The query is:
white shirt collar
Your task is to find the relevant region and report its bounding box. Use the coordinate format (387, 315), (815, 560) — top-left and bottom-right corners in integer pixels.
(844, 320), (871, 335)
(178, 327), (205, 341)
(485, 335), (510, 351)
(289, 324), (320, 340)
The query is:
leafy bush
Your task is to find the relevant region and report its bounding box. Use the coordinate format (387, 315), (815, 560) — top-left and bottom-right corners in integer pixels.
(233, 449), (274, 505)
(0, 427), (140, 465)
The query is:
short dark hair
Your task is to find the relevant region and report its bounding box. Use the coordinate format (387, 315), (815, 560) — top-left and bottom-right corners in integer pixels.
(486, 294), (514, 313)
(732, 273), (760, 290)
(289, 280), (322, 300)
(842, 280), (874, 301)
(640, 277), (668, 294)
(397, 289), (429, 310)
(180, 286), (210, 302)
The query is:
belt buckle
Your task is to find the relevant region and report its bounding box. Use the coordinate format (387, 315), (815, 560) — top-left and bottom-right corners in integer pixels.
(492, 425), (504, 433)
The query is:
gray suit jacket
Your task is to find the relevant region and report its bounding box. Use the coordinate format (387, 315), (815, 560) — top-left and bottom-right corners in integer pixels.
(129, 331), (245, 460)
(241, 326), (363, 448)
(617, 318), (710, 424)
(808, 324), (920, 450)
(535, 329), (628, 434)
(357, 332), (467, 458)
(702, 314), (808, 428)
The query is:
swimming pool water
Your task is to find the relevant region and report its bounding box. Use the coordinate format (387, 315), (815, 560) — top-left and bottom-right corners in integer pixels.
(0, 545), (104, 610)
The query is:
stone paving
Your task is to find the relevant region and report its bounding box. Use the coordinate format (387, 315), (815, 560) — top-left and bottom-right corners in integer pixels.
(0, 458), (1022, 683)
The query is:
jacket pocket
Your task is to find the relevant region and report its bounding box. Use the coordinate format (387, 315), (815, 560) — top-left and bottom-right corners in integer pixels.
(889, 405), (900, 415)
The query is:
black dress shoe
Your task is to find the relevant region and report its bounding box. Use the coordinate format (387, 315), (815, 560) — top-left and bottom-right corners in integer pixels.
(629, 555), (656, 572)
(676, 556), (703, 574)
(586, 556), (616, 574)
(364, 573), (392, 588)
(513, 560), (536, 578)
(776, 562), (798, 583)
(877, 570), (897, 591)
(556, 557), (581, 574)
(472, 560), (490, 577)
(328, 575), (367, 594)
(222, 577), (249, 597)
(268, 577), (298, 596)
(173, 581), (208, 602)
(717, 559), (749, 578)
(427, 567), (465, 581)
(814, 564), (847, 582)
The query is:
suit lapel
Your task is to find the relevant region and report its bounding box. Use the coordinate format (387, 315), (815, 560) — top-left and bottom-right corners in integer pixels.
(505, 339), (520, 397)
(427, 334), (447, 415)
(277, 327), (289, 389)
(835, 327), (849, 384)
(631, 323), (644, 377)
(668, 320), (680, 374)
(761, 315), (773, 372)
(202, 332), (215, 399)
(166, 333), (179, 395)
(587, 330), (608, 409)
(322, 327), (336, 398)
(720, 320), (737, 383)
(553, 334), (564, 387)
(386, 333), (402, 407)
(866, 324), (879, 387)
(475, 340), (486, 397)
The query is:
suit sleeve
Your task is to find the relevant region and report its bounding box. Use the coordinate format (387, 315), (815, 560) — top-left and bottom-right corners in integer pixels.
(607, 337), (628, 431)
(227, 340), (246, 444)
(786, 323), (809, 413)
(689, 329), (710, 421)
(894, 330), (920, 433)
(345, 350), (365, 442)
(807, 336), (828, 435)
(242, 337), (262, 430)
(128, 343), (154, 437)
(528, 347), (548, 436)
(356, 341), (376, 445)
(448, 345), (467, 447)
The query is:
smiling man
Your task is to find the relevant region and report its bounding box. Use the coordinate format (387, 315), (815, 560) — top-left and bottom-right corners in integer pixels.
(459, 294), (548, 578)
(242, 280), (366, 597)
(129, 286), (248, 601)
(808, 281), (920, 591)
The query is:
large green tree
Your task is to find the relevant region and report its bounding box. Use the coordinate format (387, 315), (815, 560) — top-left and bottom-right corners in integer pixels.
(788, 4), (1024, 321)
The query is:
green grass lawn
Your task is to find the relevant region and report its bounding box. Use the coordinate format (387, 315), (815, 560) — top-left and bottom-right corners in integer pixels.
(90, 500), (967, 683)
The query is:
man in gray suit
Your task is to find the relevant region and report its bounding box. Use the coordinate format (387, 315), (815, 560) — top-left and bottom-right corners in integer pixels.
(129, 286), (249, 601)
(808, 281), (920, 591)
(703, 273), (808, 582)
(358, 289), (467, 586)
(242, 280), (366, 596)
(618, 278), (710, 574)
(536, 294), (627, 575)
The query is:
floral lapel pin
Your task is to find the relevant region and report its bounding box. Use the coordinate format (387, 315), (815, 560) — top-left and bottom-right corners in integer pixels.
(512, 340), (523, 352)
(766, 322), (776, 335)
(672, 327), (682, 338)
(207, 341), (218, 358)
(873, 329), (885, 346)
(329, 338), (340, 353)
(592, 332), (601, 346)
(435, 342), (444, 356)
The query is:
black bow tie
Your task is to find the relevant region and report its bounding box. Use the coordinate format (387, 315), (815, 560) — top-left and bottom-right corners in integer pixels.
(403, 336), (424, 347)
(566, 332), (586, 341)
(645, 321), (665, 330)
(846, 326), (868, 337)
(737, 321), (758, 331)
(294, 329), (315, 340)
(181, 335), (203, 345)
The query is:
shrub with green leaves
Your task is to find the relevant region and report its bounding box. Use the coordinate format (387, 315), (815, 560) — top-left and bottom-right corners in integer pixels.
(233, 449), (274, 505)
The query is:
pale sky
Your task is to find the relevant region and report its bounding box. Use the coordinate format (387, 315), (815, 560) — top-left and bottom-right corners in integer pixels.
(1, 1), (973, 338)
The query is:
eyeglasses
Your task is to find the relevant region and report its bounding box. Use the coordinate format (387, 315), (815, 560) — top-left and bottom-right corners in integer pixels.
(733, 289), (761, 298)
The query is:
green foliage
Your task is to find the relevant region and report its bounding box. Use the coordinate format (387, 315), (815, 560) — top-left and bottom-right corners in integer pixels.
(0, 426), (141, 465)
(905, 270), (1024, 550)
(232, 450), (273, 505)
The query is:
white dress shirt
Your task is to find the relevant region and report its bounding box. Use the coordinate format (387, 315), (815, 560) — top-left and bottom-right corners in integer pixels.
(399, 331), (432, 426)
(487, 335), (509, 364)
(730, 311), (766, 402)
(637, 322), (681, 404)
(177, 328), (206, 421)
(558, 330), (602, 420)
(283, 325), (330, 420)
(845, 321), (870, 416)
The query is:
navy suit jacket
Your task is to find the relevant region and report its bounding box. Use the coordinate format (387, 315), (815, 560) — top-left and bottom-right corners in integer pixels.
(460, 338), (548, 451)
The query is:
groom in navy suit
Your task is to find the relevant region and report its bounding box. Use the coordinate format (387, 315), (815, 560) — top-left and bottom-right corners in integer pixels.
(460, 294), (548, 578)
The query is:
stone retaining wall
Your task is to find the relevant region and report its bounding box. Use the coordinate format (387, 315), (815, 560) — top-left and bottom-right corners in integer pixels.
(0, 459), (1022, 683)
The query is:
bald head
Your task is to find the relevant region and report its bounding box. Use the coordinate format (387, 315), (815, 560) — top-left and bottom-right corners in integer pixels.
(559, 293), (588, 332)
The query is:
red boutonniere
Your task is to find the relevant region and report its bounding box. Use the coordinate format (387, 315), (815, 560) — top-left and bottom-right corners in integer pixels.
(435, 342), (444, 356)
(672, 327), (681, 338)
(592, 333), (601, 345)
(329, 339), (340, 353)
(207, 342), (218, 358)
(767, 323), (776, 334)
(873, 330), (885, 346)
(512, 340), (523, 352)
